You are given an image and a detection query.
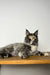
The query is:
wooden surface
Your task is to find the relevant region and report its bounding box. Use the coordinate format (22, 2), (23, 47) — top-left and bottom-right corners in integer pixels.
(0, 55), (50, 64)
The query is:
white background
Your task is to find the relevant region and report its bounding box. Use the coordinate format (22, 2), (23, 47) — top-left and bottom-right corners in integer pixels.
(0, 0), (50, 75)
(0, 0), (50, 52)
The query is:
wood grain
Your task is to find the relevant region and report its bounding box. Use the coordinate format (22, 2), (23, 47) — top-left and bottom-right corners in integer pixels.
(0, 56), (50, 64)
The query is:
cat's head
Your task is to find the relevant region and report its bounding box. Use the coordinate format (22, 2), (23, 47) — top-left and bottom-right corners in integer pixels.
(24, 29), (38, 46)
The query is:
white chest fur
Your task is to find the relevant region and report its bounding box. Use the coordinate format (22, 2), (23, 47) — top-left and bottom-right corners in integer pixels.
(31, 45), (37, 52)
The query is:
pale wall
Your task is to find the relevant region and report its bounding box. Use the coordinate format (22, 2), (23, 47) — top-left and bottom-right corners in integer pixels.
(0, 0), (50, 51)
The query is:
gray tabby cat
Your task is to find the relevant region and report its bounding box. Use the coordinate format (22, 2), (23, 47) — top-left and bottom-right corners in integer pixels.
(0, 29), (49, 59)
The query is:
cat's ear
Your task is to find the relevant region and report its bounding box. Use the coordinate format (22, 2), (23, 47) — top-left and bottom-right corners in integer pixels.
(26, 29), (30, 36)
(34, 30), (38, 36)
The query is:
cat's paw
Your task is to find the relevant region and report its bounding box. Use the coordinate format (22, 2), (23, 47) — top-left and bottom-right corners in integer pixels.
(21, 55), (29, 59)
(18, 51), (29, 59)
(44, 52), (49, 57)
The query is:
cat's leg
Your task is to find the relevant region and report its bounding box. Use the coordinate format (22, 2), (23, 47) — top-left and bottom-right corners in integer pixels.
(0, 53), (12, 58)
(0, 53), (8, 58)
(35, 51), (44, 56)
(0, 49), (13, 58)
(29, 50), (49, 56)
(18, 51), (29, 59)
(35, 51), (49, 56)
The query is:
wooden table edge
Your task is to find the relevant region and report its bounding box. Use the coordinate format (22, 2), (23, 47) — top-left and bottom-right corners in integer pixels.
(0, 60), (50, 64)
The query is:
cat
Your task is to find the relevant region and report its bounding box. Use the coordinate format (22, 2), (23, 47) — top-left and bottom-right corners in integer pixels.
(0, 29), (49, 59)
(24, 30), (49, 57)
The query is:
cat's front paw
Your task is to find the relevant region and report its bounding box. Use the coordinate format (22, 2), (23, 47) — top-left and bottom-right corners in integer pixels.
(44, 52), (49, 56)
(18, 51), (29, 59)
(21, 55), (29, 59)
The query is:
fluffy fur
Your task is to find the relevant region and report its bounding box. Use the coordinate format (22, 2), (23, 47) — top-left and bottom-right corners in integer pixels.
(0, 29), (49, 59)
